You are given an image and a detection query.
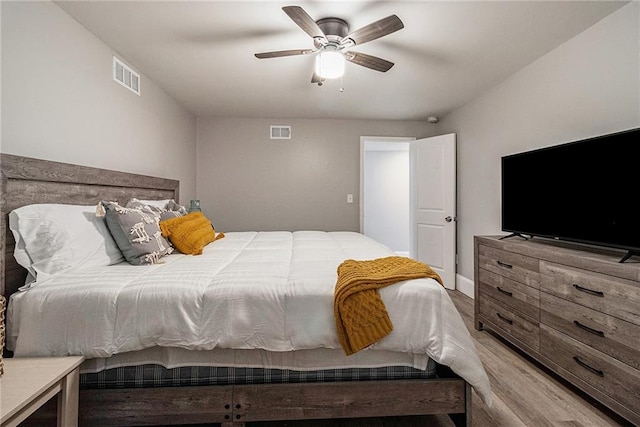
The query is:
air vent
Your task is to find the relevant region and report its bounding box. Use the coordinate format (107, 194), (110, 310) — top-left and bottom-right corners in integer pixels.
(113, 56), (140, 95)
(270, 126), (291, 139)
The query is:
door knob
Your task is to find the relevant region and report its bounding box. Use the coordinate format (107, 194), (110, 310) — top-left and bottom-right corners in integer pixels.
(445, 216), (453, 223)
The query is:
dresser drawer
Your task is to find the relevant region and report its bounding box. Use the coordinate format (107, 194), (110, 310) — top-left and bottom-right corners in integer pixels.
(478, 245), (540, 288)
(479, 294), (539, 350)
(541, 292), (640, 370)
(540, 261), (640, 326)
(479, 269), (539, 320)
(541, 324), (640, 412)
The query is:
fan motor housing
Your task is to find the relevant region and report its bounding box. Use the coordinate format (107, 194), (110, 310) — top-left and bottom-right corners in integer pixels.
(316, 17), (349, 39)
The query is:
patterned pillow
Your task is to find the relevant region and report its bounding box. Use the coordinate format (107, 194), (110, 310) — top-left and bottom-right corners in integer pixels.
(100, 201), (173, 265)
(126, 198), (188, 221)
(130, 199), (172, 209)
(166, 200), (188, 216)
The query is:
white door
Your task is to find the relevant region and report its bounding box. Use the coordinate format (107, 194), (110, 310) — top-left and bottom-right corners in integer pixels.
(410, 133), (456, 289)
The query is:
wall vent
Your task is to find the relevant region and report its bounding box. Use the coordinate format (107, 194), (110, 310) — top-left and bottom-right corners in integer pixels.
(113, 56), (140, 95)
(270, 125), (291, 139)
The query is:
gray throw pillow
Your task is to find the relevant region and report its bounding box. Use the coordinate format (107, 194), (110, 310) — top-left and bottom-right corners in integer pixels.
(126, 198), (188, 221)
(101, 201), (173, 265)
(165, 200), (188, 215)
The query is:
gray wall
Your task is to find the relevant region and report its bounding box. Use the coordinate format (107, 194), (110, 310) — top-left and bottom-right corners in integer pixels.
(438, 2), (640, 282)
(196, 118), (434, 232)
(1, 1), (197, 202)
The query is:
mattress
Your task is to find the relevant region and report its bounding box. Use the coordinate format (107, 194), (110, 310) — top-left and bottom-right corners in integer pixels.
(81, 363), (438, 389)
(7, 231), (491, 403)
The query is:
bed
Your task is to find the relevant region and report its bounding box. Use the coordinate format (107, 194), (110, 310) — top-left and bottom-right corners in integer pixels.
(0, 153), (490, 426)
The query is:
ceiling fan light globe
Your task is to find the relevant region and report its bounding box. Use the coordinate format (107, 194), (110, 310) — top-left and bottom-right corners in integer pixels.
(315, 51), (345, 79)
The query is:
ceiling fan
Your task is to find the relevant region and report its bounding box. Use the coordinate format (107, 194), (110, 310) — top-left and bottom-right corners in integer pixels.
(254, 6), (404, 85)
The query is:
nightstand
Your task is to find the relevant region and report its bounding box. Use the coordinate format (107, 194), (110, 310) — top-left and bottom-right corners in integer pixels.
(0, 356), (84, 427)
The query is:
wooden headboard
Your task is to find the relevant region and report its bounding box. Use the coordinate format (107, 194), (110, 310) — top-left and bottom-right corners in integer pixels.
(1, 153), (180, 299)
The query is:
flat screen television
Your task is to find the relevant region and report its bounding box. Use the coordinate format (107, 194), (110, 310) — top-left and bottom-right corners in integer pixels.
(501, 127), (639, 263)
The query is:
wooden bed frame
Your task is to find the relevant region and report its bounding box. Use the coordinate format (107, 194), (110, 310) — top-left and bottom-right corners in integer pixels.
(1, 153), (471, 427)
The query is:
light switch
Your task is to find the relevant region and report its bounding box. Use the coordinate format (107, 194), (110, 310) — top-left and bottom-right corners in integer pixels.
(347, 194), (353, 204)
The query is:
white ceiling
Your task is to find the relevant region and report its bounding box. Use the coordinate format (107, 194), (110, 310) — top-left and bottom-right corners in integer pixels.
(56, 1), (627, 121)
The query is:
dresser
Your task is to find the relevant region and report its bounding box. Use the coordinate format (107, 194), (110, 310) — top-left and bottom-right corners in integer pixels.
(474, 235), (640, 425)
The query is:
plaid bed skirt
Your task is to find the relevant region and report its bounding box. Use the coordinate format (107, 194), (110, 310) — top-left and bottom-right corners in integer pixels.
(81, 360), (437, 389)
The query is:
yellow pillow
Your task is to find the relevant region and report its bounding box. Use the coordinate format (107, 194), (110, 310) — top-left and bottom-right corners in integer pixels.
(159, 212), (223, 255)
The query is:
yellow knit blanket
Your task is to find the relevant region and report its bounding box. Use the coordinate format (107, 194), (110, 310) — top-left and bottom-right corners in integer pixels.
(334, 256), (443, 356)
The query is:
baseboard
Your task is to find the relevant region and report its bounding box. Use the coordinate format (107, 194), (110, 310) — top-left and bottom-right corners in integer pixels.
(456, 274), (474, 299)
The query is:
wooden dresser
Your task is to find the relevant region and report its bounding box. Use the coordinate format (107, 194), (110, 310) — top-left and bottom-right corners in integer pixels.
(474, 235), (640, 425)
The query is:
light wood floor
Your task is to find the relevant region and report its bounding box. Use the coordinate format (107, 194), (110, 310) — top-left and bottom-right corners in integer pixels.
(248, 290), (630, 427)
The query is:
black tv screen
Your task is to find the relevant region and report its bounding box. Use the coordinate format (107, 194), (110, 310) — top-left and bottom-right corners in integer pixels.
(501, 128), (639, 257)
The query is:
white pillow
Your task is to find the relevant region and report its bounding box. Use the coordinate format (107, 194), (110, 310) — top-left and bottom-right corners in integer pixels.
(9, 204), (125, 287)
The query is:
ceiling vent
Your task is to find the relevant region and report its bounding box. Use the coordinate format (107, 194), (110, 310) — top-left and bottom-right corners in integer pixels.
(270, 125), (291, 139)
(113, 56), (140, 95)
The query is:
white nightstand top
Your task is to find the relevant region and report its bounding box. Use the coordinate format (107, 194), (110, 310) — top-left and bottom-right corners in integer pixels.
(0, 356), (85, 425)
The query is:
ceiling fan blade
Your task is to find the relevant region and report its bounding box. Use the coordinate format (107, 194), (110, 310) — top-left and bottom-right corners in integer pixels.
(345, 51), (394, 72)
(341, 15), (404, 47)
(282, 6), (327, 41)
(255, 49), (314, 59)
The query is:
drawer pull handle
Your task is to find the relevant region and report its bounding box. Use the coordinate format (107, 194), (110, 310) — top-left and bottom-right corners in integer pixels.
(497, 287), (513, 297)
(573, 284), (604, 297)
(573, 356), (605, 377)
(573, 320), (605, 337)
(496, 260), (513, 269)
(496, 312), (513, 325)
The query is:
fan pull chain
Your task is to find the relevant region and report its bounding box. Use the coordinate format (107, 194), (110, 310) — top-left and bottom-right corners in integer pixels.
(339, 74), (345, 93)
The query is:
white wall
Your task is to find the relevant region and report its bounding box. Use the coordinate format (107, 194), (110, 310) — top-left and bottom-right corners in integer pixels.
(1, 1), (197, 202)
(196, 117), (436, 232)
(363, 143), (410, 253)
(438, 2), (640, 283)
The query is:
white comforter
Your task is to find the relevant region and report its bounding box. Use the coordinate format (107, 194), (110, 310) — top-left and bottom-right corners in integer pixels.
(7, 231), (491, 403)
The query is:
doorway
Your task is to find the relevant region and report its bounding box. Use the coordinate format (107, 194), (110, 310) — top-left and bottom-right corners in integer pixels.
(360, 136), (414, 256)
(360, 134), (457, 290)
